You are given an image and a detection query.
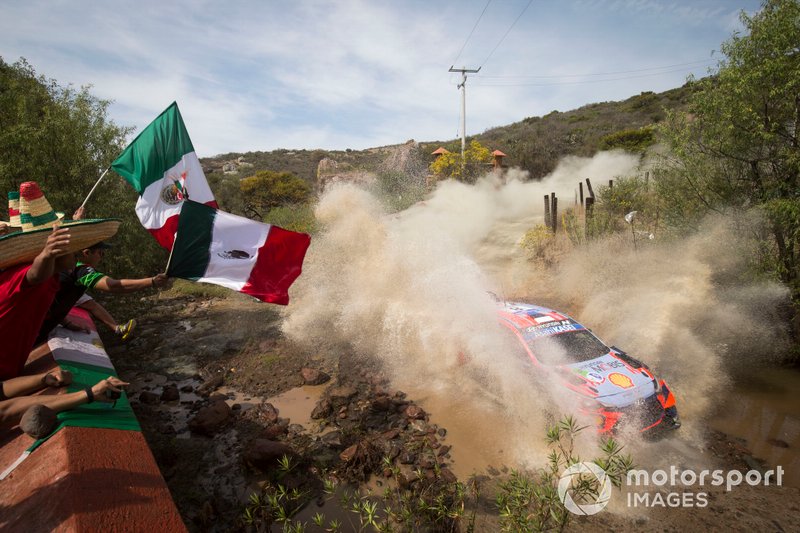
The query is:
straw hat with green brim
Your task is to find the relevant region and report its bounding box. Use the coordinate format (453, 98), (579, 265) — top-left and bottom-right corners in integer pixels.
(0, 181), (120, 269)
(7, 191), (22, 228)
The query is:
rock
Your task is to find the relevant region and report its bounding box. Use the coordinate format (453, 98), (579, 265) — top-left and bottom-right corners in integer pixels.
(322, 431), (342, 448)
(257, 402), (280, 424)
(180, 384), (194, 393)
(409, 420), (428, 434)
(437, 428), (447, 438)
(243, 439), (298, 471)
(188, 400), (231, 436)
(439, 468), (457, 484)
(231, 403), (242, 411)
(399, 452), (417, 464)
(196, 374), (224, 396)
(381, 429), (400, 440)
(311, 399), (332, 419)
(160, 384), (180, 402)
(139, 391), (161, 405)
(208, 392), (227, 403)
(404, 405), (426, 420)
(419, 456), (436, 469)
(20, 405), (57, 439)
(438, 445), (451, 457)
(287, 424), (304, 435)
(396, 465), (418, 488)
(371, 396), (392, 412)
(301, 367), (331, 385)
(328, 386), (358, 408)
(340, 444), (360, 462)
(261, 420), (290, 439)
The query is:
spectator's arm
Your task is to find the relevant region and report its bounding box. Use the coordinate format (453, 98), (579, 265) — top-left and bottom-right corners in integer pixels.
(26, 227), (71, 285)
(93, 272), (169, 293)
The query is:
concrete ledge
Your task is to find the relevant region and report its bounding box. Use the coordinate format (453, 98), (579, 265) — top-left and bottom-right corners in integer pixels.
(0, 308), (186, 532)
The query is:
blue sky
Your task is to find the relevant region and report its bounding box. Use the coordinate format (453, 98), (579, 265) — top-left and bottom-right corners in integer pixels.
(0, 0), (762, 156)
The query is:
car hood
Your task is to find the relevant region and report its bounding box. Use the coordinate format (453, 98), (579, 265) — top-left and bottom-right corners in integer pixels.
(561, 353), (655, 407)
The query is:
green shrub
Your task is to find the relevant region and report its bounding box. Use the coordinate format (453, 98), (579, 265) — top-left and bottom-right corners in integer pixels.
(599, 127), (655, 152)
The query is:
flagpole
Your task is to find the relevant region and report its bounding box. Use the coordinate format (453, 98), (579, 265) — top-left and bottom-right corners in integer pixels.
(164, 232), (178, 274)
(80, 167), (111, 210)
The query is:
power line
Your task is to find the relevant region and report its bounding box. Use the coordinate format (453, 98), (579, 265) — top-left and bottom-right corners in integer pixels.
(470, 65), (706, 87)
(474, 59), (715, 79)
(451, 0), (493, 67)
(479, 0), (534, 69)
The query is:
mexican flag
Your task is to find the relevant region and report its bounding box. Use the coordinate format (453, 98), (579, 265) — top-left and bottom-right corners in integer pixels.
(166, 201), (310, 305)
(111, 102), (217, 249)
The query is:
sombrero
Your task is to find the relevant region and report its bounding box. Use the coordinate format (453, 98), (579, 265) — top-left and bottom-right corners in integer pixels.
(0, 182), (120, 269)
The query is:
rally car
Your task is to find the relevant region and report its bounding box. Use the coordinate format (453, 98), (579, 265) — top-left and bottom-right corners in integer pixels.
(496, 300), (680, 436)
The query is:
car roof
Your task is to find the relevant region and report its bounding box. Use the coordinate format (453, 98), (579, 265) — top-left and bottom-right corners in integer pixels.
(496, 301), (584, 334)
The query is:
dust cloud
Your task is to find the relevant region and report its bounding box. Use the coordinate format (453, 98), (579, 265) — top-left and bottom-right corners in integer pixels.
(283, 150), (790, 471)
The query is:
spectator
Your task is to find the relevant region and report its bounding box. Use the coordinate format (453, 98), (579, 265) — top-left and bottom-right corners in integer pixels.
(0, 368), (128, 436)
(35, 241), (169, 346)
(0, 182), (119, 380)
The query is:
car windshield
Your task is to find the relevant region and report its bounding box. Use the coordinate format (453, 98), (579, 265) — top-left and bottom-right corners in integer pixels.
(524, 330), (610, 365)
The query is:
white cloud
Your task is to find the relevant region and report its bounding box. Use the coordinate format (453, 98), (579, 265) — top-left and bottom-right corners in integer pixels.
(0, 0), (763, 154)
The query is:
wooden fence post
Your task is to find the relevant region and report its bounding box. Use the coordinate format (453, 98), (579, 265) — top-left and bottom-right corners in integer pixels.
(544, 194), (551, 231)
(552, 195), (558, 234)
(585, 196), (594, 239)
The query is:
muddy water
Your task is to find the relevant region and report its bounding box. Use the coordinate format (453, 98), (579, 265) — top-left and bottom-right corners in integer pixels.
(263, 385), (327, 428)
(710, 367), (800, 487)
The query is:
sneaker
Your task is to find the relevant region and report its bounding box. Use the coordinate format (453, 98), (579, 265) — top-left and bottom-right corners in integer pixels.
(115, 319), (137, 341)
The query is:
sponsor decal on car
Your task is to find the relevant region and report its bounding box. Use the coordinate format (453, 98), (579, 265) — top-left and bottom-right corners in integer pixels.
(524, 319), (586, 337)
(609, 372), (634, 389)
(578, 359), (626, 373)
(576, 369), (605, 384)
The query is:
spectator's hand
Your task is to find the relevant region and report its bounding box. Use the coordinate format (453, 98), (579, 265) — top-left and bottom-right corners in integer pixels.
(41, 227), (71, 259)
(72, 206), (85, 220)
(63, 321), (90, 333)
(91, 376), (129, 403)
(151, 273), (170, 289)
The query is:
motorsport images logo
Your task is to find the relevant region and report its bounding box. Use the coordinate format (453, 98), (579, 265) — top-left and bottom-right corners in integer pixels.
(558, 461), (785, 514)
(557, 462), (612, 515)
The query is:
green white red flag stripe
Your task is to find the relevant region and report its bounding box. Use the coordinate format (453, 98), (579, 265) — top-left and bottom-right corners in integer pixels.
(110, 102), (217, 249)
(167, 201), (310, 305)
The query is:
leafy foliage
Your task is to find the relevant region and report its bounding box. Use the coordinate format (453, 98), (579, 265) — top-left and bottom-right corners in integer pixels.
(658, 0), (800, 299)
(496, 415), (633, 532)
(429, 140), (493, 183)
(239, 170), (311, 220)
(599, 126), (655, 152)
(0, 56), (166, 278)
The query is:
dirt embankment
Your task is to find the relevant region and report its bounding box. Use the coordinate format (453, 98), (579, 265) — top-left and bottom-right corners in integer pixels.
(103, 289), (800, 532)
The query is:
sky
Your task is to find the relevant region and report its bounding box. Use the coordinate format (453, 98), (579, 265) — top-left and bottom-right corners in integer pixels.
(0, 0), (763, 157)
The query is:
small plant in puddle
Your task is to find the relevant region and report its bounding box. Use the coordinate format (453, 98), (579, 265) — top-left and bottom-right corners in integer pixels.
(241, 454), (310, 532)
(496, 415), (634, 533)
(315, 446), (468, 532)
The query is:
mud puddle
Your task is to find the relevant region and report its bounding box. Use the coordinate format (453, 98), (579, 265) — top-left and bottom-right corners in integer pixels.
(710, 367), (800, 487)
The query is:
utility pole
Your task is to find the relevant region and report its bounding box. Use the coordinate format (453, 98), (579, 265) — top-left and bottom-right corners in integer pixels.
(449, 66), (481, 159)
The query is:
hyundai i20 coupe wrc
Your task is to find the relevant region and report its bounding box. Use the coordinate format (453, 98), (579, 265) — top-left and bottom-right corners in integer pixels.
(497, 301), (680, 436)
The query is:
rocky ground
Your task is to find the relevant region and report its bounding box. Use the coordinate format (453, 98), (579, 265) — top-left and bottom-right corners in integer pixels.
(101, 286), (800, 532)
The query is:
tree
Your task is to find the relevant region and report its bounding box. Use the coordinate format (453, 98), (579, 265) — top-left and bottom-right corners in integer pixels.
(0, 57), (165, 277)
(239, 170), (311, 220)
(658, 0), (800, 299)
(429, 140), (493, 183)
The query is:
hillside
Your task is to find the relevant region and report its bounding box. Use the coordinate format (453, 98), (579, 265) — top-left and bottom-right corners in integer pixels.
(200, 82), (693, 186)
